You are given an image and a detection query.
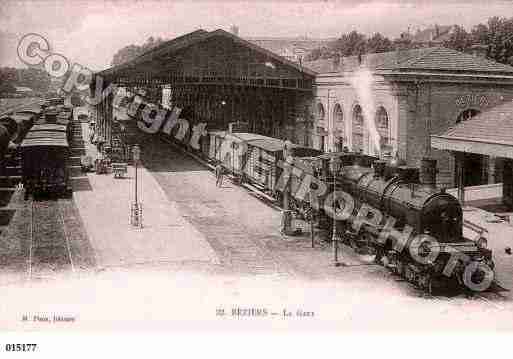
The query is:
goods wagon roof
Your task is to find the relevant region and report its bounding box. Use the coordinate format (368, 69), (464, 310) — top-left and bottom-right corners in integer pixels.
(227, 133), (286, 152)
(246, 138), (286, 152)
(209, 130), (227, 137)
(56, 119), (70, 125)
(7, 114), (34, 123)
(29, 124), (68, 132)
(21, 138), (68, 148)
(229, 133), (272, 142)
(15, 108), (42, 115)
(25, 131), (67, 140)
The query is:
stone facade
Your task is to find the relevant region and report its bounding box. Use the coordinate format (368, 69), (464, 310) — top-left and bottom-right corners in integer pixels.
(309, 71), (513, 187)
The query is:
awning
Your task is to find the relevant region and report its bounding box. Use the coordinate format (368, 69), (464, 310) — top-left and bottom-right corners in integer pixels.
(431, 100), (513, 159)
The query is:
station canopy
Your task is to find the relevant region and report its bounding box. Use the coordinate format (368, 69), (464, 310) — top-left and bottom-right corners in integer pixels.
(97, 29), (316, 91)
(431, 100), (513, 159)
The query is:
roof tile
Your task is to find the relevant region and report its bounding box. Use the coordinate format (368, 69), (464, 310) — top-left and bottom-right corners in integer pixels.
(304, 47), (513, 75)
(438, 100), (513, 145)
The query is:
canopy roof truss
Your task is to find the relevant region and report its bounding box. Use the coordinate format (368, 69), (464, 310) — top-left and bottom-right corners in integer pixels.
(98, 29), (315, 91)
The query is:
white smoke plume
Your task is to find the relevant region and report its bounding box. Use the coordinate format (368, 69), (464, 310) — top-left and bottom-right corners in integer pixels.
(349, 66), (381, 157)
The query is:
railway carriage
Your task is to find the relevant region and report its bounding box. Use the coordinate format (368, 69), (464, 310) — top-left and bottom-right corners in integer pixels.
(21, 124), (71, 197)
(204, 130), (322, 194)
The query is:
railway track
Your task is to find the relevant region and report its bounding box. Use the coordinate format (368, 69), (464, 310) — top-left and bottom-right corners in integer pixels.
(420, 287), (507, 310)
(27, 197), (75, 280)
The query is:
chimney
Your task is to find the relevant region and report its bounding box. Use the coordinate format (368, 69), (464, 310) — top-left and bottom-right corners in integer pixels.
(230, 25), (239, 36)
(419, 157), (437, 186)
(435, 24), (440, 38)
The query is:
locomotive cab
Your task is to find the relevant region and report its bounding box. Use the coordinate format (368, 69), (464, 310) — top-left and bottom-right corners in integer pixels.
(421, 192), (463, 243)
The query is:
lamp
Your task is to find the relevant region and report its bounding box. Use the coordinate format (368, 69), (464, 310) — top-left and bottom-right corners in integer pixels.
(329, 156), (343, 266)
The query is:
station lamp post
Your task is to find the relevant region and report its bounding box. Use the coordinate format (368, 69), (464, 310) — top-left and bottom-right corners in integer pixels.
(130, 144), (143, 227)
(281, 140), (294, 236)
(329, 156), (343, 267)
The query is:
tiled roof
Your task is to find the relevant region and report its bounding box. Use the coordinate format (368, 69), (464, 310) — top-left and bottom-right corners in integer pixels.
(439, 100), (513, 145)
(303, 47), (435, 73)
(385, 47), (513, 73)
(304, 47), (513, 75)
(100, 29), (316, 77)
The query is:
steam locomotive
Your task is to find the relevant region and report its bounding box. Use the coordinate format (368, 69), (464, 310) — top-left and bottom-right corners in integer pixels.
(293, 152), (495, 294)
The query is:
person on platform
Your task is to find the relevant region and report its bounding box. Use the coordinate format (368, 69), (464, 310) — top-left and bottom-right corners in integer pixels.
(215, 162), (224, 188)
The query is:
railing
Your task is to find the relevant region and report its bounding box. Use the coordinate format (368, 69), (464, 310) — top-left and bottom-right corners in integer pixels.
(463, 218), (488, 242)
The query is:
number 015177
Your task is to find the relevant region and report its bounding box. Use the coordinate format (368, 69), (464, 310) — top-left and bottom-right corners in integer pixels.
(5, 344), (37, 352)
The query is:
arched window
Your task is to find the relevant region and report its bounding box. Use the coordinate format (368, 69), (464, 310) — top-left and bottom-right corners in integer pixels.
(333, 103), (345, 150)
(456, 108), (480, 123)
(316, 103), (325, 120)
(333, 103), (343, 122)
(375, 106), (390, 151)
(375, 106), (388, 129)
(352, 105), (364, 152)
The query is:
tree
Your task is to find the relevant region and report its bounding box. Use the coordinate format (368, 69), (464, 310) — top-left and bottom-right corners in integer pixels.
(332, 30), (367, 57)
(0, 66), (50, 94)
(443, 25), (473, 52)
(111, 36), (166, 67)
(18, 68), (51, 92)
(0, 81), (16, 94)
(366, 33), (393, 53)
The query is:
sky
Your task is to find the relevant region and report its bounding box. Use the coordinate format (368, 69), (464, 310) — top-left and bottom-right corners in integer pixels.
(1, 0), (513, 71)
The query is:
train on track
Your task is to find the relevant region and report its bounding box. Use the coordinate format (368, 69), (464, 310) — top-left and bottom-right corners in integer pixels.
(165, 126), (496, 294)
(0, 97), (73, 197)
(118, 93), (498, 294)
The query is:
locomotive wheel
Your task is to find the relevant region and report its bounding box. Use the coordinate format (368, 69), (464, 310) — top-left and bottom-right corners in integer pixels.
(374, 248), (384, 265)
(418, 273), (433, 294)
(427, 277), (433, 295)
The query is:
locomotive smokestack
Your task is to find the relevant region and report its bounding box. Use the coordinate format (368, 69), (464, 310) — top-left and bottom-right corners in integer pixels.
(374, 160), (386, 177)
(420, 157), (437, 186)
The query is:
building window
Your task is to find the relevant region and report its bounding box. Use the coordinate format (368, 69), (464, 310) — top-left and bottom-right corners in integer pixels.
(375, 106), (390, 151)
(333, 103), (345, 151)
(352, 105), (364, 152)
(316, 103), (325, 121)
(456, 108), (480, 123)
(375, 106), (388, 128)
(333, 103), (343, 123)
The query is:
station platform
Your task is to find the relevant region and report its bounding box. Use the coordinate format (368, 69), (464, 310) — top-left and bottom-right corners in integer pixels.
(462, 206), (513, 293)
(73, 122), (219, 270)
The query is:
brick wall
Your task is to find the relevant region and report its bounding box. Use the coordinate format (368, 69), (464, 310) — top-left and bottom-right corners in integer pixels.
(398, 81), (513, 187)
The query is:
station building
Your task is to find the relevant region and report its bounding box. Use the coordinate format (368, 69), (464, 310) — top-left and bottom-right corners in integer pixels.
(92, 29), (513, 191)
(92, 29), (316, 149)
(304, 48), (513, 187)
